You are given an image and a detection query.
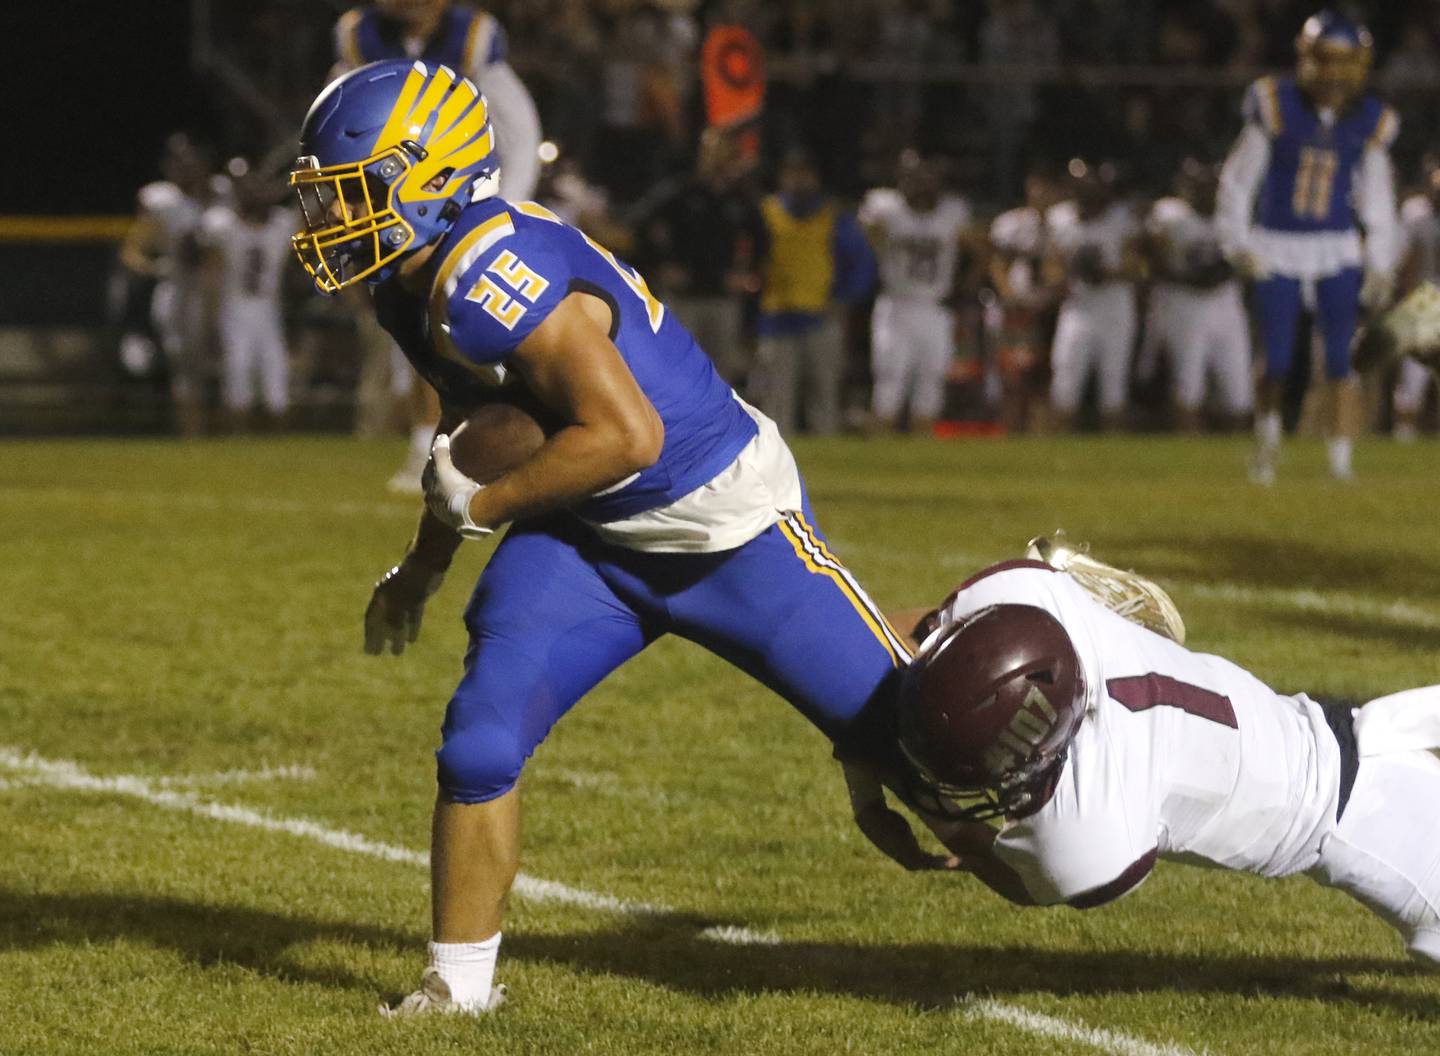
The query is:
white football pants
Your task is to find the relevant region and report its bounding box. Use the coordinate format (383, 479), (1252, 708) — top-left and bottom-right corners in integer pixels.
(1050, 285), (1136, 416)
(219, 297), (289, 414)
(1166, 283), (1253, 415)
(870, 296), (954, 421)
(1312, 687), (1440, 968)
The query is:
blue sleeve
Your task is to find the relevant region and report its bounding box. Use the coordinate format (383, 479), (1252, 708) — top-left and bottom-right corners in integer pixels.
(830, 210), (877, 304)
(444, 234), (572, 365)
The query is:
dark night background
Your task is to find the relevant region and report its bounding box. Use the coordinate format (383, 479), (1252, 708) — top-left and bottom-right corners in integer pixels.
(6, 1), (223, 215)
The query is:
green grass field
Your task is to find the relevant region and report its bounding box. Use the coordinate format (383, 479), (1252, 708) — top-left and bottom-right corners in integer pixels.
(2, 434), (1438, 1055)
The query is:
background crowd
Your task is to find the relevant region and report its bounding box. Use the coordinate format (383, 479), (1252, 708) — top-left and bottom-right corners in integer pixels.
(36, 0), (1440, 439)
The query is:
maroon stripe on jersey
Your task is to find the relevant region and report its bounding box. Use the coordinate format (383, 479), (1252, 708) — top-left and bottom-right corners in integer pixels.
(1067, 847), (1158, 909)
(1106, 673), (1238, 729)
(952, 559), (1055, 594)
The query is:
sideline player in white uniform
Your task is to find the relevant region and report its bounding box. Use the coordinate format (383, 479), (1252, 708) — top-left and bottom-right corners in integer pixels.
(119, 133), (226, 438)
(1142, 160), (1253, 432)
(860, 153), (973, 434)
(1044, 160), (1142, 431)
(894, 558), (1440, 968)
(988, 167), (1061, 433)
(1391, 173), (1440, 439)
(202, 161), (296, 429)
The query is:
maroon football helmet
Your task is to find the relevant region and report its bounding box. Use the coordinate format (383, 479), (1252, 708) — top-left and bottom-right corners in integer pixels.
(898, 604), (1087, 820)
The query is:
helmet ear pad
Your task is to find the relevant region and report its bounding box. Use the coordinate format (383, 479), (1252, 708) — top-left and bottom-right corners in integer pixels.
(899, 604), (1086, 816)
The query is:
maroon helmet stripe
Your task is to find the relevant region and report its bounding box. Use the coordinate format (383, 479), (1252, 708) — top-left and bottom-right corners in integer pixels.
(1106, 673), (1238, 729)
(1067, 847), (1158, 909)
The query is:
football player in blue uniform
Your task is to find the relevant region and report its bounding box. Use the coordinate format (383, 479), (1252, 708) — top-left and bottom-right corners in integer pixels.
(331, 1), (544, 494)
(1217, 10), (1398, 483)
(290, 61), (921, 1016)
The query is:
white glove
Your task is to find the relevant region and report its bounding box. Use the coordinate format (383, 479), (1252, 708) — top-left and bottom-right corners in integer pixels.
(425, 433), (493, 539)
(1360, 269), (1395, 312)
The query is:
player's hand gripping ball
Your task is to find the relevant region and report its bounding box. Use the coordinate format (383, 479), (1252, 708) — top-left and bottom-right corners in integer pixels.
(424, 401), (549, 538)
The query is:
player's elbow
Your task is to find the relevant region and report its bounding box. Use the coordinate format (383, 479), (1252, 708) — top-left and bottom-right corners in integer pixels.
(610, 406), (665, 474)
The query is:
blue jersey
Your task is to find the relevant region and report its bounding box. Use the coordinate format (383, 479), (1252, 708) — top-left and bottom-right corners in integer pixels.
(1244, 75), (1398, 235)
(393, 197), (758, 524)
(335, 4), (507, 72)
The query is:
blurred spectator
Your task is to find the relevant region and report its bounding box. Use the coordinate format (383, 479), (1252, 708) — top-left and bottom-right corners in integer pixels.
(1139, 159), (1252, 433)
(631, 127), (762, 385)
(978, 0), (1060, 202)
(752, 148), (875, 436)
(118, 133), (227, 438)
(1043, 159), (1143, 431)
(595, 9), (686, 204)
(200, 159), (297, 432)
(859, 151), (973, 435)
(987, 163), (1062, 433)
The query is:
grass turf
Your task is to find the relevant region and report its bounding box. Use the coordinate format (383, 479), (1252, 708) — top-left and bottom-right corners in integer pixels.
(1, 433), (1438, 1054)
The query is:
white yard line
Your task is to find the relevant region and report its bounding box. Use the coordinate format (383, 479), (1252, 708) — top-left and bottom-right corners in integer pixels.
(152, 763), (319, 788)
(0, 745), (1213, 1054)
(959, 997), (1206, 1056)
(0, 748), (776, 945)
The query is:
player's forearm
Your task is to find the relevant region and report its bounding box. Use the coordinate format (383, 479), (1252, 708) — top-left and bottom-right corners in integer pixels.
(408, 506), (464, 571)
(468, 419), (661, 528)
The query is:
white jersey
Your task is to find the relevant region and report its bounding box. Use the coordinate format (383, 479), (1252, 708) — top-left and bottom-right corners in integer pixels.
(201, 206), (296, 303)
(1401, 194), (1440, 283)
(1046, 199), (1138, 303)
(989, 205), (1048, 306)
(936, 564), (1340, 905)
(137, 181), (206, 271)
(1146, 197), (1229, 283)
(861, 189), (971, 303)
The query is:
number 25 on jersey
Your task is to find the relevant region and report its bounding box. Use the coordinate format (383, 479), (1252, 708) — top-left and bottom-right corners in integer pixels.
(465, 250), (550, 330)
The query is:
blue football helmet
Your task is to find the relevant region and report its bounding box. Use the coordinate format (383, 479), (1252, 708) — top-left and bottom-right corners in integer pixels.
(290, 60), (500, 293)
(1296, 10), (1372, 109)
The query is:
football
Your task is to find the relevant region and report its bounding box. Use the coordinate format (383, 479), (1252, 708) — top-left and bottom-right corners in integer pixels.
(446, 399), (550, 484)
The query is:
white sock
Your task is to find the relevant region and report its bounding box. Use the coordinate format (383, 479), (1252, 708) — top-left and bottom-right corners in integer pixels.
(410, 423), (435, 459)
(429, 933), (501, 1010)
(1328, 436), (1353, 476)
(1255, 411), (1282, 449)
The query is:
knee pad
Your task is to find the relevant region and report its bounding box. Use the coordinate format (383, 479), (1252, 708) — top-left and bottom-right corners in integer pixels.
(435, 722), (526, 804)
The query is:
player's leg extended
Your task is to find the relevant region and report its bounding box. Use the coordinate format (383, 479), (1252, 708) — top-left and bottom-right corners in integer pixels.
(428, 517), (653, 998)
(1311, 687), (1440, 968)
(1315, 266), (1365, 479)
(661, 505), (910, 755)
(1250, 273), (1303, 482)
